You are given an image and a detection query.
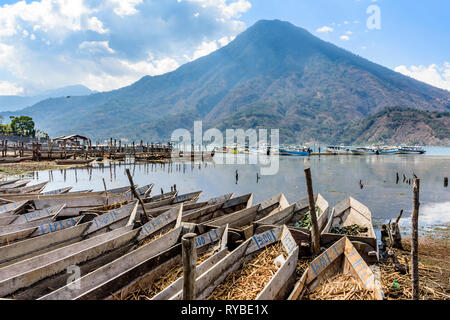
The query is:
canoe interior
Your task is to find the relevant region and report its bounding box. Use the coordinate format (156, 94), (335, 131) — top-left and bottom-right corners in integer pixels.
(172, 225), (299, 300)
(288, 237), (383, 300)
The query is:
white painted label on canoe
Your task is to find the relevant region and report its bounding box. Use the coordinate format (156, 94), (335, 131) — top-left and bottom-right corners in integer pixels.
(309, 237), (345, 277)
(90, 207), (129, 231)
(252, 229), (278, 249)
(194, 228), (220, 249)
(345, 247), (375, 289)
(36, 217), (80, 235)
(20, 205), (61, 223)
(139, 207), (178, 239)
(281, 230), (297, 255)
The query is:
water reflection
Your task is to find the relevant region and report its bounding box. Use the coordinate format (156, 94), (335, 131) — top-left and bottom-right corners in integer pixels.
(25, 154), (450, 228)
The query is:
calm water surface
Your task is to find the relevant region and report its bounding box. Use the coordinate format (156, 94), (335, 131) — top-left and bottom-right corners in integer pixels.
(25, 149), (450, 235)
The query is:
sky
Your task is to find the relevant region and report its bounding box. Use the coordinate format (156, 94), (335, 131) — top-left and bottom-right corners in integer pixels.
(0, 0), (449, 96)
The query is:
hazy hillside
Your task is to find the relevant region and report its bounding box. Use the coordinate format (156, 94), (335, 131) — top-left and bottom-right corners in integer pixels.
(0, 85), (95, 112)
(4, 20), (450, 143)
(331, 107), (450, 146)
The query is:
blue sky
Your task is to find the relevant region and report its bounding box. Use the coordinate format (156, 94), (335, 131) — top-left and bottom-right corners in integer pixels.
(0, 0), (449, 95)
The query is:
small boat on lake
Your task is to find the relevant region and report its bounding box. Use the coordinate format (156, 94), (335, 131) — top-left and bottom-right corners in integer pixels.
(324, 146), (352, 155)
(351, 147), (376, 155)
(398, 146), (426, 154)
(279, 146), (311, 156)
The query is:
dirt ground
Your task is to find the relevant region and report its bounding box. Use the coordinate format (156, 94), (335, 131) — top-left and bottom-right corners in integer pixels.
(0, 161), (83, 176)
(380, 237), (449, 300)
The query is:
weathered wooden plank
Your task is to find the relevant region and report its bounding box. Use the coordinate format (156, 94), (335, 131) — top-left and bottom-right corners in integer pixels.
(0, 216), (83, 245)
(0, 226), (138, 297)
(42, 187), (73, 195)
(0, 200), (29, 215)
(0, 223), (91, 266)
(39, 227), (182, 300)
(0, 204), (65, 227)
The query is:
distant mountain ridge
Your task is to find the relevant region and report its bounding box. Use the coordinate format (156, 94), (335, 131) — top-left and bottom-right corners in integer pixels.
(3, 20), (450, 144)
(0, 85), (95, 112)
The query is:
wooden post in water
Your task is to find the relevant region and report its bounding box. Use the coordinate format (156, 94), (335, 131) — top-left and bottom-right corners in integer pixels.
(411, 178), (420, 300)
(182, 233), (197, 300)
(445, 177), (448, 188)
(125, 168), (149, 219)
(304, 168), (320, 256)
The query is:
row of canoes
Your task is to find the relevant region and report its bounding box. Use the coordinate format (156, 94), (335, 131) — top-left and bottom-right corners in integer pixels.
(0, 182), (382, 300)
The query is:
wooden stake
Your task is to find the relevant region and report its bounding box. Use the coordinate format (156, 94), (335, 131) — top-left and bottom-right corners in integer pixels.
(102, 178), (108, 205)
(411, 178), (420, 300)
(304, 168), (320, 255)
(182, 233), (197, 300)
(125, 168), (150, 220)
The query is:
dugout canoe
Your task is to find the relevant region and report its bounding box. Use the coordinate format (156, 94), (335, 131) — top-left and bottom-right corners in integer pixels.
(0, 179), (20, 188)
(42, 187), (73, 195)
(181, 193), (252, 224)
(0, 202), (139, 267)
(0, 200), (29, 216)
(0, 179), (30, 190)
(199, 193), (289, 242)
(39, 208), (228, 300)
(168, 225), (299, 300)
(287, 236), (384, 300)
(0, 204), (65, 227)
(0, 181), (49, 195)
(0, 226), (138, 298)
(321, 197), (378, 263)
(55, 159), (94, 165)
(254, 194), (329, 247)
(0, 216), (83, 245)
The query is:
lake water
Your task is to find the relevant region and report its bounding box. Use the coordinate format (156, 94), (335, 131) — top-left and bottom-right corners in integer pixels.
(24, 148), (450, 236)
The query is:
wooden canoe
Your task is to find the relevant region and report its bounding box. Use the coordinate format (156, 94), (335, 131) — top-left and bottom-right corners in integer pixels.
(144, 190), (178, 203)
(0, 179), (20, 188)
(0, 226), (138, 298)
(321, 197), (378, 263)
(42, 187), (73, 195)
(288, 236), (384, 300)
(0, 216), (83, 245)
(0, 181), (49, 194)
(0, 179), (30, 190)
(39, 207), (223, 300)
(0, 200), (29, 216)
(254, 194), (329, 248)
(172, 191), (202, 204)
(33, 194), (130, 211)
(13, 205), (183, 299)
(198, 193), (290, 242)
(168, 226), (299, 300)
(0, 190), (105, 202)
(0, 204), (65, 227)
(180, 193), (252, 225)
(0, 202), (139, 267)
(124, 183), (154, 198)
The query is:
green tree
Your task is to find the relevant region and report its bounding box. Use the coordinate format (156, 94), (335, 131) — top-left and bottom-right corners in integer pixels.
(9, 116), (36, 137)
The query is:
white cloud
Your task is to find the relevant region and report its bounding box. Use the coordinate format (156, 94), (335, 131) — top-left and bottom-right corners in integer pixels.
(108, 0), (143, 17)
(340, 35), (350, 41)
(79, 41), (115, 54)
(0, 0), (249, 94)
(395, 62), (450, 91)
(184, 36), (234, 61)
(182, 0), (251, 19)
(0, 81), (24, 95)
(316, 26), (333, 33)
